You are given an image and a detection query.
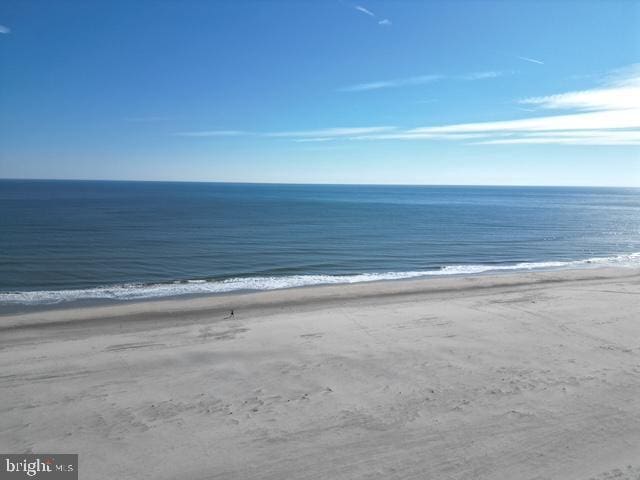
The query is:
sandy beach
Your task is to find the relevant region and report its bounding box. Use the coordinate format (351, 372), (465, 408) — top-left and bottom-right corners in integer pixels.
(1, 267), (640, 480)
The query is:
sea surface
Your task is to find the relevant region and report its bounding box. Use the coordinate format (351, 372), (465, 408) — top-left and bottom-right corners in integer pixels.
(1, 180), (639, 306)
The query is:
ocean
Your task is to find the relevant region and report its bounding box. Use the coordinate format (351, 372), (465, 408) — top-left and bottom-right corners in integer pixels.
(1, 179), (639, 306)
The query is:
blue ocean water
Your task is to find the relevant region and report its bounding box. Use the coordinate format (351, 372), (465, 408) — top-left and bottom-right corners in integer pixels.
(1, 180), (639, 305)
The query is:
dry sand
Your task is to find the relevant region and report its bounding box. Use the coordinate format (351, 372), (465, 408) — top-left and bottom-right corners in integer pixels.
(1, 268), (640, 480)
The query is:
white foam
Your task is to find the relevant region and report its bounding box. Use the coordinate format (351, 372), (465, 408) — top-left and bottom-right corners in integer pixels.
(2, 252), (639, 306)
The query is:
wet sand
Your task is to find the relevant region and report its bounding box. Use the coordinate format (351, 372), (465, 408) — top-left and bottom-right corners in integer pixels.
(1, 267), (640, 479)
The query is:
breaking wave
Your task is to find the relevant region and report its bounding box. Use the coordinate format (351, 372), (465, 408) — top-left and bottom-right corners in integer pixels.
(2, 252), (638, 306)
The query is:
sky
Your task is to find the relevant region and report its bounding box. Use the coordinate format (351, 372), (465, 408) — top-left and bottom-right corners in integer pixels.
(0, 0), (639, 186)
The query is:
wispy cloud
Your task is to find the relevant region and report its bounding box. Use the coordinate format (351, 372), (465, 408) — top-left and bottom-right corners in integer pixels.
(476, 130), (640, 146)
(340, 74), (444, 92)
(340, 70), (505, 92)
(353, 5), (391, 27)
(177, 65), (640, 147)
(348, 132), (492, 141)
(354, 5), (375, 17)
(174, 130), (246, 137)
(265, 126), (397, 138)
(459, 71), (504, 81)
(346, 64), (640, 145)
(174, 126), (397, 139)
(519, 67), (639, 112)
(516, 55), (544, 65)
(292, 137), (340, 143)
(0, 25), (10, 34)
(409, 110), (639, 135)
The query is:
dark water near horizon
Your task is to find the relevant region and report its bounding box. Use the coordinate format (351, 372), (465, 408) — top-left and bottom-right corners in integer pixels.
(1, 180), (639, 305)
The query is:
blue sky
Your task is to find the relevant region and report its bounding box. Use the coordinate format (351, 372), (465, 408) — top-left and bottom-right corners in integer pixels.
(1, 0), (639, 186)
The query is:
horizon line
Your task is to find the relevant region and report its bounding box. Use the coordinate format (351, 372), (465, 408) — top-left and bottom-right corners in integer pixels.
(0, 177), (637, 189)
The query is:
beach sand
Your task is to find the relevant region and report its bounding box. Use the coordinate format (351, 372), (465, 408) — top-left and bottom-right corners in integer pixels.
(1, 268), (640, 479)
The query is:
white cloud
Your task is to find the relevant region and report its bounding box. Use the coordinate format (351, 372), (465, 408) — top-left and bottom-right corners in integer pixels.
(341, 70), (507, 91)
(353, 5), (392, 26)
(476, 130), (640, 146)
(341, 64), (640, 146)
(340, 74), (444, 92)
(354, 5), (375, 17)
(517, 55), (544, 65)
(292, 137), (338, 143)
(409, 110), (640, 134)
(0, 25), (10, 34)
(348, 132), (493, 141)
(459, 71), (504, 81)
(265, 126), (397, 138)
(520, 68), (640, 112)
(175, 126), (397, 139)
(403, 65), (640, 138)
(604, 63), (640, 87)
(176, 65), (639, 147)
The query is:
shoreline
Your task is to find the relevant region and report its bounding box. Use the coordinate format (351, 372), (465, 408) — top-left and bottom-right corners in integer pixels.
(2, 250), (638, 314)
(2, 265), (639, 327)
(2, 265), (640, 479)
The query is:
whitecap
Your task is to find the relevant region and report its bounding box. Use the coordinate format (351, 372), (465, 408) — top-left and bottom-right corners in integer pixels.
(2, 252), (638, 306)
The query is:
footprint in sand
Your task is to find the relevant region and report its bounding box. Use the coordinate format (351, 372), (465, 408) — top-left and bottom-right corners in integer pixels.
(300, 332), (324, 340)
